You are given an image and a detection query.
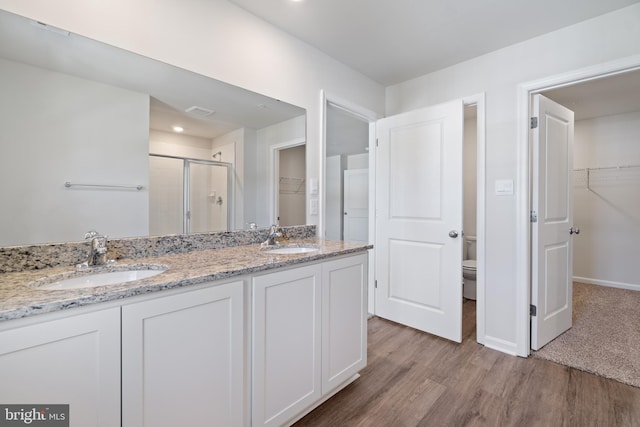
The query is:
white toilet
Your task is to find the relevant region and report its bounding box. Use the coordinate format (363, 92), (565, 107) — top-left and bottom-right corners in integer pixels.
(463, 235), (477, 300)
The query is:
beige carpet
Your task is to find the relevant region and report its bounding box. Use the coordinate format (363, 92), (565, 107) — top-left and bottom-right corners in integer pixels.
(533, 282), (640, 388)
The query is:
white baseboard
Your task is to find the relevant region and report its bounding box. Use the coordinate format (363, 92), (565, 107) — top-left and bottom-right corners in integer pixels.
(483, 335), (521, 357)
(573, 276), (640, 292)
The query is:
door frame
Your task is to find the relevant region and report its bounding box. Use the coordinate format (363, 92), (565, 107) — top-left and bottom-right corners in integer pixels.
(463, 93), (487, 345)
(320, 91), (487, 344)
(320, 91), (378, 313)
(515, 54), (640, 356)
(269, 138), (306, 226)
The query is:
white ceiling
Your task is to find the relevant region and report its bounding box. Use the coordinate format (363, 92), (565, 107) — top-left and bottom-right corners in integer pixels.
(229, 0), (640, 86)
(543, 69), (640, 120)
(231, 0), (640, 121)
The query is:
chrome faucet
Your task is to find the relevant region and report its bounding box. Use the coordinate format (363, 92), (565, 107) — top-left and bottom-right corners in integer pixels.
(261, 225), (282, 247)
(83, 230), (110, 266)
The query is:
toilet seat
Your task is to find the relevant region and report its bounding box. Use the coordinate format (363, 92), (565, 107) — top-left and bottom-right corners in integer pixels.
(462, 259), (477, 271)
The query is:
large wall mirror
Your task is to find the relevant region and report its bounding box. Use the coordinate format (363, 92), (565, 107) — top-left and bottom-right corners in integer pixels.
(0, 9), (306, 247)
(324, 101), (371, 243)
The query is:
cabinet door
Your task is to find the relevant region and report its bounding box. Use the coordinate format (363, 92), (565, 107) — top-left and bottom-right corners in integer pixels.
(122, 281), (244, 427)
(322, 254), (368, 393)
(252, 264), (322, 427)
(0, 307), (121, 426)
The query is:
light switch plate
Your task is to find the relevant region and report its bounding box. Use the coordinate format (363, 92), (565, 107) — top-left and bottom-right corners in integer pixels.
(495, 179), (514, 196)
(310, 198), (318, 215)
(309, 178), (319, 195)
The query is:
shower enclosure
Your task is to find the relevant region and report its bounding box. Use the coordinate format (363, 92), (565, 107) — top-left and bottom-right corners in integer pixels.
(149, 154), (232, 235)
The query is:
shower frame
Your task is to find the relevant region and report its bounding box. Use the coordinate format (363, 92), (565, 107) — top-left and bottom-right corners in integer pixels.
(149, 153), (234, 233)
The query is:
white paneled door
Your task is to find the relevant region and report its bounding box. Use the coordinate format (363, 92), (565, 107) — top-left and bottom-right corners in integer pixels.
(531, 94), (575, 350)
(375, 100), (464, 343)
(343, 168), (369, 242)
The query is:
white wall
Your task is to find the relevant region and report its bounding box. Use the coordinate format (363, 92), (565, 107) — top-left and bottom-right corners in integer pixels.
(150, 129), (213, 160)
(386, 4), (640, 354)
(347, 153), (369, 170)
(573, 110), (640, 289)
(0, 0), (386, 232)
(0, 57), (149, 245)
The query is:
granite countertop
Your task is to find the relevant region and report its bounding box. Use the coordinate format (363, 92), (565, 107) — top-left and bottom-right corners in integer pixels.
(0, 238), (371, 322)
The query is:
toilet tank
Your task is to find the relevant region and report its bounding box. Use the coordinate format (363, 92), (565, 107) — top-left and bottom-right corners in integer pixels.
(464, 235), (477, 260)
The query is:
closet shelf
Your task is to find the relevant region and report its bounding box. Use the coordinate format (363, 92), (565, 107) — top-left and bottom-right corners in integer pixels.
(279, 177), (305, 195)
(573, 164), (640, 191)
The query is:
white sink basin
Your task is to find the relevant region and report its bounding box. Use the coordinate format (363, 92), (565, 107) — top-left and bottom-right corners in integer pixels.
(38, 269), (166, 290)
(266, 246), (319, 255)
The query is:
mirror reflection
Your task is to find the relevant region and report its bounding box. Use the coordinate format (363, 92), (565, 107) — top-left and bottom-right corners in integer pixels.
(325, 102), (370, 243)
(0, 9), (306, 247)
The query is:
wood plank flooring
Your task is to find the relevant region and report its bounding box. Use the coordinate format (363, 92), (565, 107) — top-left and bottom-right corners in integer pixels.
(294, 300), (640, 427)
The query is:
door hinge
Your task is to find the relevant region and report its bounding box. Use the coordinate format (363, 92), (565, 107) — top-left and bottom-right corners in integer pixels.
(530, 117), (538, 129)
(375, 279), (378, 289)
(530, 210), (537, 223)
(530, 304), (537, 316)
(376, 138), (379, 147)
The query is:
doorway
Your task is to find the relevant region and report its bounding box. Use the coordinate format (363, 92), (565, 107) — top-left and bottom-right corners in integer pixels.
(321, 92), (486, 343)
(276, 145), (306, 226)
(517, 58), (640, 356)
(324, 103), (370, 242)
(271, 139), (306, 226)
(321, 92), (377, 312)
(462, 104), (479, 338)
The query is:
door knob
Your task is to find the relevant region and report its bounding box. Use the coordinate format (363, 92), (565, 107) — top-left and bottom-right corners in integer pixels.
(449, 230), (459, 238)
(569, 227), (580, 235)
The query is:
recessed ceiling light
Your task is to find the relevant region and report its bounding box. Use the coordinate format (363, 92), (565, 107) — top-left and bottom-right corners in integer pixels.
(172, 126), (184, 133)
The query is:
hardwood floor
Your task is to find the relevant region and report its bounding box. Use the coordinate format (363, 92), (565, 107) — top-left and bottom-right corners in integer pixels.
(295, 300), (640, 427)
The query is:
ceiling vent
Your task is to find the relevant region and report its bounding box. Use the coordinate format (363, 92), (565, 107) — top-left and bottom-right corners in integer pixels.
(185, 106), (215, 117)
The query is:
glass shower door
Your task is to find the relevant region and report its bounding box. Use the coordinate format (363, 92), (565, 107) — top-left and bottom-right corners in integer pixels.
(149, 155), (231, 235)
(187, 161), (229, 233)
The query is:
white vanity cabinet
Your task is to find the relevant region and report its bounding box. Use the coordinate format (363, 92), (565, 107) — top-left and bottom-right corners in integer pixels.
(0, 307), (121, 427)
(252, 253), (368, 427)
(321, 253), (367, 394)
(0, 247), (368, 427)
(121, 280), (245, 427)
(252, 263), (323, 427)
